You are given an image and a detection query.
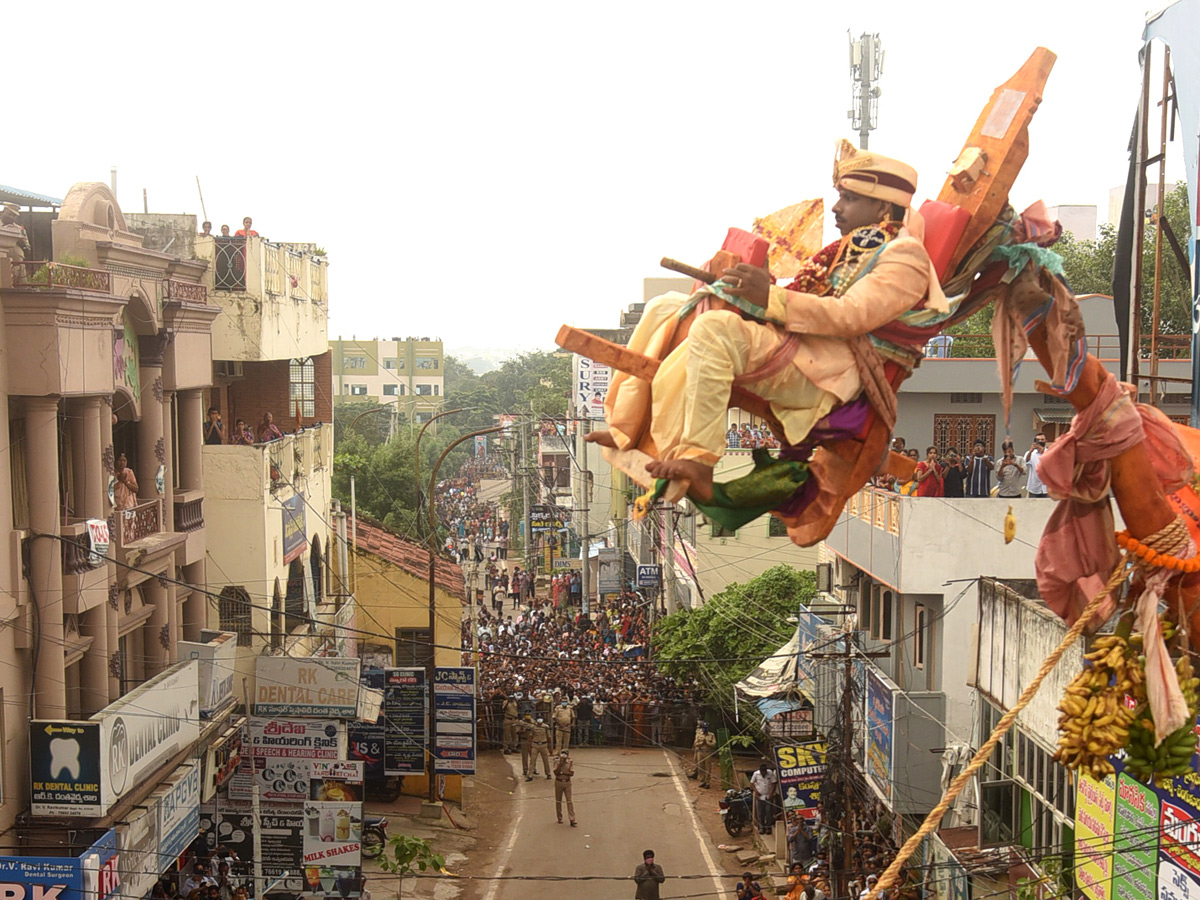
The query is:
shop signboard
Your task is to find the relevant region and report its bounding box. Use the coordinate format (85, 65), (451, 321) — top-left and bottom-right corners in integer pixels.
(180, 630), (238, 719)
(157, 763), (201, 866)
(254, 656), (361, 718)
(432, 667), (476, 774)
(864, 667), (895, 804)
(0, 829), (119, 900)
(282, 492), (308, 564)
(530, 505), (568, 532)
(383, 668), (427, 775)
(574, 355), (612, 419)
(259, 808), (305, 888)
(303, 761), (363, 867)
(1076, 769), (1117, 900)
(1113, 771), (1158, 900)
(636, 564), (661, 588)
(230, 718), (342, 802)
(597, 548), (622, 593)
(30, 720), (103, 816)
(773, 742), (827, 819)
(116, 800), (160, 900)
(92, 659), (200, 814)
(199, 803), (255, 863)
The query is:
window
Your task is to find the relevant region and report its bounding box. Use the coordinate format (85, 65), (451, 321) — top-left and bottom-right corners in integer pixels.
(350, 385), (368, 396)
(433, 385), (440, 396)
(218, 586), (253, 645)
(383, 384), (398, 396)
(414, 412), (431, 423)
(415, 384), (433, 396)
(859, 580), (872, 633)
(416, 357), (438, 370)
(950, 393), (983, 404)
(384, 359), (398, 370)
(933, 413), (996, 457)
(289, 357), (316, 418)
(343, 356), (366, 370)
(285, 558), (306, 635)
(914, 603), (926, 668)
(396, 627), (433, 668)
(881, 590), (893, 640)
(979, 701), (1017, 847)
(768, 515), (789, 537)
(710, 521), (735, 539)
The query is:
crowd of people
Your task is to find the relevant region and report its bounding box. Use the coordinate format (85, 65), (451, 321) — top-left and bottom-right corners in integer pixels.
(726, 422), (782, 450)
(202, 408), (290, 446)
(874, 432), (1051, 498)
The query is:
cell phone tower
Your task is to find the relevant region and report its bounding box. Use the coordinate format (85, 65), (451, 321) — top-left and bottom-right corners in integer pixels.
(848, 32), (884, 149)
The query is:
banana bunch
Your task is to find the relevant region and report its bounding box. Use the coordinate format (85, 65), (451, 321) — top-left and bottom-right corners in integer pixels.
(1054, 633), (1137, 778)
(1124, 652), (1200, 783)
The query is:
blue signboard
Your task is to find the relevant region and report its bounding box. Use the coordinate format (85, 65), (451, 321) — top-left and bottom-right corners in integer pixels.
(773, 742), (827, 819)
(865, 668), (895, 803)
(349, 668), (387, 782)
(432, 667), (476, 775)
(158, 764), (201, 865)
(795, 610), (823, 684)
(636, 565), (661, 588)
(281, 492), (307, 564)
(0, 829), (119, 900)
(384, 668), (427, 775)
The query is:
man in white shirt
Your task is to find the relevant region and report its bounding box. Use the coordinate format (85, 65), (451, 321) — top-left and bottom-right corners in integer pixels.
(749, 761), (779, 835)
(1024, 432), (1049, 498)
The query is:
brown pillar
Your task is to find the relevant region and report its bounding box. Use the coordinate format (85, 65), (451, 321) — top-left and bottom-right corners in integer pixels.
(101, 398), (119, 701)
(136, 334), (167, 508)
(178, 389), (204, 492)
(182, 560), (208, 641)
(163, 389), (176, 514)
(77, 397), (110, 714)
(26, 396), (66, 718)
(143, 576), (170, 677)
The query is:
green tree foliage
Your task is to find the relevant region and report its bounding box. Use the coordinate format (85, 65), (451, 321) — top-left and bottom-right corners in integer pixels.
(653, 565), (816, 723)
(379, 833), (445, 898)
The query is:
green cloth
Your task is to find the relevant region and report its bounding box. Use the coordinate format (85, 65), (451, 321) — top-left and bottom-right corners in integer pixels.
(644, 448), (808, 531)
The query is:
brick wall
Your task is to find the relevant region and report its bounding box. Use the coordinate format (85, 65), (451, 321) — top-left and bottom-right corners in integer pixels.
(221, 351), (333, 435)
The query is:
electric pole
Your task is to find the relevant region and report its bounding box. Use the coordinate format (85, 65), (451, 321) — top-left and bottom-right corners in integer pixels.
(662, 503), (678, 613)
(579, 418), (591, 616)
(520, 416), (531, 574)
(848, 31), (884, 149)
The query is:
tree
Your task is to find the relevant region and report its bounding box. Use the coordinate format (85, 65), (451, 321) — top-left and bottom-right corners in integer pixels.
(379, 833), (445, 899)
(653, 565), (817, 725)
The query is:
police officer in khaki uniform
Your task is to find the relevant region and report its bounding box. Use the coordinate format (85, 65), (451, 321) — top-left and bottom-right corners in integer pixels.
(502, 694), (520, 753)
(553, 750), (577, 826)
(552, 700), (575, 753)
(693, 721), (717, 788)
(516, 714), (536, 778)
(527, 716), (552, 782)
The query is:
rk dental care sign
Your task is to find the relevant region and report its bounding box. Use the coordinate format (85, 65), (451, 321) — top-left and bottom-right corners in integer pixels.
(255, 657), (361, 718)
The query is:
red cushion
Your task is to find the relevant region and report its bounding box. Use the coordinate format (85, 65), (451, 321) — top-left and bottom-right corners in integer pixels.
(919, 200), (971, 281)
(721, 228), (769, 268)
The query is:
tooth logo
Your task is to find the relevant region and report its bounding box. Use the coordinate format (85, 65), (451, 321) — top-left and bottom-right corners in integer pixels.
(49, 737), (82, 780)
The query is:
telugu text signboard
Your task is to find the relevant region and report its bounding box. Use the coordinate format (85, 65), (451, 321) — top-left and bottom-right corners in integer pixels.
(1114, 771), (1158, 900)
(255, 656), (361, 718)
(1076, 770), (1117, 900)
(230, 718), (343, 802)
(384, 668), (427, 775)
(529, 505), (568, 532)
(0, 830), (119, 900)
(773, 742), (826, 819)
(30, 720), (103, 817)
(433, 667), (476, 774)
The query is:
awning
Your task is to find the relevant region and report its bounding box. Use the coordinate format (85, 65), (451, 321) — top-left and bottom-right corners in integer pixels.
(736, 632), (801, 698)
(1034, 407), (1075, 424)
(0, 183), (63, 207)
(755, 696), (805, 720)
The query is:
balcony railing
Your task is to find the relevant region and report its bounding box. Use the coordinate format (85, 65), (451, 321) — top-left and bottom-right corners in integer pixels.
(120, 499), (162, 544)
(172, 492), (205, 533)
(61, 529), (96, 575)
(11, 261), (112, 293)
(164, 278), (208, 304)
(213, 237), (247, 291)
(924, 332), (1187, 361)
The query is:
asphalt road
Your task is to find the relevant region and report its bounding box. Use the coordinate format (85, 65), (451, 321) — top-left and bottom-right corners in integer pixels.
(476, 746), (729, 900)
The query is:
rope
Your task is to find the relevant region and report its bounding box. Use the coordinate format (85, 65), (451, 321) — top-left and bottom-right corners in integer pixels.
(866, 557), (1130, 900)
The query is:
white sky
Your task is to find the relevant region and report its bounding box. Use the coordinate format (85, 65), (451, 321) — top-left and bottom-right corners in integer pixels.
(4, 1), (1181, 358)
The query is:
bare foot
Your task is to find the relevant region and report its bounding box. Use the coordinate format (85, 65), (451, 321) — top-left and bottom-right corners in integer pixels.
(584, 429), (618, 448)
(644, 458), (715, 503)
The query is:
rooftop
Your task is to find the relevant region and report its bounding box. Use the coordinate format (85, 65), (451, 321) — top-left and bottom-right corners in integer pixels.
(351, 515), (463, 597)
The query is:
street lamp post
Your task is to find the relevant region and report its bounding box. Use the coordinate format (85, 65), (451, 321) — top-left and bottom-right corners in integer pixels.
(414, 407), (475, 542)
(424, 425), (503, 804)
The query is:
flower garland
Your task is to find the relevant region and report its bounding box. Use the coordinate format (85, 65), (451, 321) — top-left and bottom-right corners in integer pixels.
(785, 220), (901, 297)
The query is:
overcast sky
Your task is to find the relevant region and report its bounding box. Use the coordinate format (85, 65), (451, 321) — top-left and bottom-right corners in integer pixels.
(4, 1), (1180, 359)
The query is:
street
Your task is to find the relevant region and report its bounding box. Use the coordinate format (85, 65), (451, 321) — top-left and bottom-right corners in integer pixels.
(477, 746), (730, 900)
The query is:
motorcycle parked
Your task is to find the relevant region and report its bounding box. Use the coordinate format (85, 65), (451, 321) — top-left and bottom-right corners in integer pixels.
(360, 815), (389, 859)
(719, 787), (754, 836)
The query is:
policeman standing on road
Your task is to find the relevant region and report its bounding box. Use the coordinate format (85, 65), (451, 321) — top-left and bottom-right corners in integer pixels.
(693, 721), (717, 788)
(527, 716), (552, 782)
(502, 694), (519, 753)
(553, 699), (575, 753)
(553, 750), (577, 826)
(516, 714), (536, 779)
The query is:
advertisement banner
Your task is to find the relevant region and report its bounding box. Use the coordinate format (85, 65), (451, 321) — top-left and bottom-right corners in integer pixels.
(199, 802), (255, 862)
(30, 720), (103, 816)
(282, 492), (308, 564)
(384, 668), (427, 775)
(179, 631), (238, 719)
(0, 830), (119, 900)
(231, 718), (342, 802)
(157, 763), (201, 866)
(1157, 774), (1200, 900)
(1114, 771), (1159, 900)
(1076, 770), (1117, 900)
(433, 667), (476, 774)
(597, 548), (622, 593)
(766, 708), (815, 742)
(259, 809), (305, 886)
(575, 355), (612, 419)
(255, 656), (361, 718)
(773, 742), (827, 818)
(117, 800), (160, 900)
(529, 505), (567, 532)
(303, 761), (363, 867)
(864, 668), (895, 804)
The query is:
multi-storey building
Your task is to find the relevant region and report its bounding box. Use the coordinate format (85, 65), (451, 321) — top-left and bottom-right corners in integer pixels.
(330, 336), (444, 424)
(0, 182), (242, 886)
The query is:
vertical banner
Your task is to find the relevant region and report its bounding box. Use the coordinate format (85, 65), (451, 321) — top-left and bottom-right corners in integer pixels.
(864, 668), (895, 803)
(303, 761), (363, 868)
(1114, 771), (1159, 900)
(383, 668), (427, 775)
(574, 355), (612, 419)
(432, 667), (477, 774)
(773, 742), (826, 818)
(1158, 773), (1200, 900)
(1076, 770), (1117, 900)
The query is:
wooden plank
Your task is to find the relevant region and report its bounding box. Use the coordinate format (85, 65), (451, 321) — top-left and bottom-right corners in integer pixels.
(936, 47), (1056, 270)
(556, 325), (660, 381)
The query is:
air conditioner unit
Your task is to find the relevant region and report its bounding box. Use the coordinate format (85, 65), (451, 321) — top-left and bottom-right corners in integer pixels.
(215, 361), (244, 379)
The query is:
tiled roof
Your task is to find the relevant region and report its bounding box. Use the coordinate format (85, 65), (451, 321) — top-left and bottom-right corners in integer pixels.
(0, 184), (63, 207)
(351, 515), (464, 598)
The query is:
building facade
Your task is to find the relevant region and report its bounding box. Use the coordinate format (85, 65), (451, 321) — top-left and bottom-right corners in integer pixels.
(330, 336), (444, 424)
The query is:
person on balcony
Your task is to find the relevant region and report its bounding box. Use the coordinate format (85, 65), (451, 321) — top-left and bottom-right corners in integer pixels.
(219, 224), (231, 236)
(113, 454), (139, 511)
(230, 418), (256, 445)
(257, 411), (283, 443)
(199, 221), (213, 237)
(235, 216), (259, 238)
(204, 407), (224, 445)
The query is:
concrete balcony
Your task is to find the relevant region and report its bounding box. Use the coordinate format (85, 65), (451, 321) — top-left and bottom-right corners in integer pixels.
(112, 499), (185, 586)
(194, 236), (328, 362)
(60, 521), (108, 615)
(203, 425), (331, 500)
(172, 489), (206, 567)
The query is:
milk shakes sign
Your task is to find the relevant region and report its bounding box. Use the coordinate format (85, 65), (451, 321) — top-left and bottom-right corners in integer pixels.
(255, 657), (361, 718)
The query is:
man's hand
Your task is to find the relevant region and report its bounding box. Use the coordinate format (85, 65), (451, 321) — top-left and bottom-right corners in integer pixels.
(720, 262), (771, 308)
